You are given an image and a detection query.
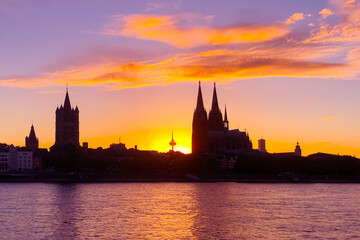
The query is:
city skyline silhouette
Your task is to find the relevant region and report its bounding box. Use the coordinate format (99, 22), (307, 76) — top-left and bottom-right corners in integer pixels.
(1, 0), (360, 156)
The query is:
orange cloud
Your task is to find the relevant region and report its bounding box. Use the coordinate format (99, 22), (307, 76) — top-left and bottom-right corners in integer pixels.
(319, 116), (337, 121)
(0, 45), (351, 90)
(319, 8), (334, 19)
(283, 13), (309, 25)
(5, 8), (360, 90)
(104, 14), (289, 47)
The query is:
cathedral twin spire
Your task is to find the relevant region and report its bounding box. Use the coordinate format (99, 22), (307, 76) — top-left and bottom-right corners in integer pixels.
(194, 81), (229, 131)
(192, 81), (252, 154)
(208, 82), (226, 131)
(211, 82), (220, 113)
(196, 81), (205, 112)
(192, 82), (209, 154)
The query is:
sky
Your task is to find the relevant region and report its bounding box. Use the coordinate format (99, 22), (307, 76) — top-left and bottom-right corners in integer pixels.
(1, 0), (360, 156)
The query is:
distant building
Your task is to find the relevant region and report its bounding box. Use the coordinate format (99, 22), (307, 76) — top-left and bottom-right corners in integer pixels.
(0, 152), (8, 173)
(272, 142), (302, 158)
(218, 155), (237, 170)
(0, 145), (34, 172)
(192, 82), (252, 154)
(25, 124), (39, 150)
(295, 142), (302, 157)
(109, 138), (127, 151)
(17, 151), (33, 172)
(258, 138), (266, 153)
(51, 87), (79, 150)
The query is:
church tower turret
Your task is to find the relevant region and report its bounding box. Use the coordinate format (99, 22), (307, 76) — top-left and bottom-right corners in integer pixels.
(208, 82), (224, 131)
(192, 82), (208, 154)
(295, 141), (302, 157)
(25, 124), (39, 150)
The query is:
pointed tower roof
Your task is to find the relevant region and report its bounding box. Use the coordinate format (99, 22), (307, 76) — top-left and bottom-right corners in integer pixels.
(64, 85), (71, 110)
(29, 124), (37, 139)
(224, 105), (228, 122)
(196, 81), (205, 111)
(211, 82), (220, 112)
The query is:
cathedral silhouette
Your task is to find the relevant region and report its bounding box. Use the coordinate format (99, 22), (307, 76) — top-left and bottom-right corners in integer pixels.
(192, 82), (252, 154)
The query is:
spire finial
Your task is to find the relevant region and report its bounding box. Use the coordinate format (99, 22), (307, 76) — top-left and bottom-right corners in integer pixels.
(64, 84), (71, 109)
(66, 83), (68, 92)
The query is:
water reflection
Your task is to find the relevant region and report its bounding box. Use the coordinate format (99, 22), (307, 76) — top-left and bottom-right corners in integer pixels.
(1, 183), (360, 239)
(190, 183), (233, 239)
(49, 184), (81, 239)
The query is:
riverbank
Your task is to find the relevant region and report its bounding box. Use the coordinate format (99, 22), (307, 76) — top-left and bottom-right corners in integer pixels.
(1, 175), (360, 183)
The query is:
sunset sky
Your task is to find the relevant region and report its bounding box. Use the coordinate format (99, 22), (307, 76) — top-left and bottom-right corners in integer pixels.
(2, 0), (360, 156)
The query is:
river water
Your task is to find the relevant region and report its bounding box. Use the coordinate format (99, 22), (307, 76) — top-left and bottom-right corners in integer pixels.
(0, 183), (359, 239)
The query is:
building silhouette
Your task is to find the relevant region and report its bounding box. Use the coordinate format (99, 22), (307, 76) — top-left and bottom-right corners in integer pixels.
(51, 87), (79, 150)
(192, 82), (252, 154)
(258, 138), (266, 153)
(295, 142), (302, 156)
(25, 124), (39, 150)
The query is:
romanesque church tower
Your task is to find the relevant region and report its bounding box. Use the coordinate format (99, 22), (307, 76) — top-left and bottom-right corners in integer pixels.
(192, 82), (208, 154)
(51, 88), (79, 149)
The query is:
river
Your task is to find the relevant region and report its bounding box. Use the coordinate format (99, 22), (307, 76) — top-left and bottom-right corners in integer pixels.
(0, 183), (359, 239)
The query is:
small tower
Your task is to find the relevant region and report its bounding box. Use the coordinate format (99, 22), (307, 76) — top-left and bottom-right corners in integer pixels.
(169, 130), (176, 152)
(295, 142), (302, 157)
(25, 124), (39, 150)
(224, 105), (229, 131)
(258, 138), (266, 153)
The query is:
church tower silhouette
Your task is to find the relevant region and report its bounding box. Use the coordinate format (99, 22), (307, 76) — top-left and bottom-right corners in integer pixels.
(192, 82), (208, 154)
(25, 124), (39, 150)
(51, 87), (79, 150)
